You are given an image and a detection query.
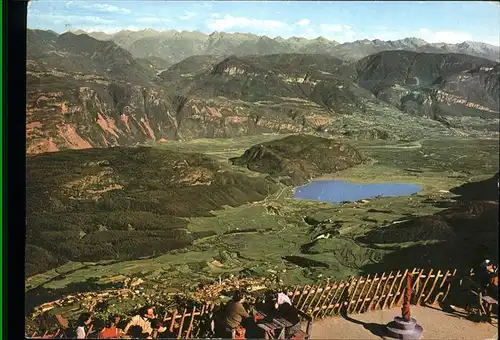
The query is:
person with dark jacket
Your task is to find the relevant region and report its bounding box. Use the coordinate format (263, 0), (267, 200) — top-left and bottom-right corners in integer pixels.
(150, 319), (170, 339)
(277, 302), (301, 338)
(274, 291), (301, 338)
(477, 259), (498, 294)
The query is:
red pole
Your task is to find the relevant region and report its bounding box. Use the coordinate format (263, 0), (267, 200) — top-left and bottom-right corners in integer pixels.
(401, 273), (412, 322)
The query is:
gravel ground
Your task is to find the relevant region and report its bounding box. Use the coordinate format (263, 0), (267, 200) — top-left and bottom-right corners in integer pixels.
(310, 305), (498, 339)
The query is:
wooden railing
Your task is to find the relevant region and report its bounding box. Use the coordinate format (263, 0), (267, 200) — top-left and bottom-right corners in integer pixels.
(288, 268), (457, 318)
(33, 268), (459, 339)
(169, 268), (457, 338)
(163, 303), (216, 339)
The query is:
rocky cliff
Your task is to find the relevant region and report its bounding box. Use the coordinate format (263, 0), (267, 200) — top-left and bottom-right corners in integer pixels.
(27, 30), (499, 154)
(355, 51), (500, 126)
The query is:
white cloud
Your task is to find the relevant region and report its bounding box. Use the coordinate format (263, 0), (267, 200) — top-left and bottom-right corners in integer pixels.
(417, 28), (472, 44)
(94, 4), (131, 14)
(70, 3), (131, 14)
(31, 13), (115, 25)
(355, 27), (498, 46)
(136, 17), (171, 24)
(180, 11), (198, 20)
(319, 24), (352, 33)
(206, 15), (288, 32)
(297, 19), (310, 27)
(73, 26), (146, 34)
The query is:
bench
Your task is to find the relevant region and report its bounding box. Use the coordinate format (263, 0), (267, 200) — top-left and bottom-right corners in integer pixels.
(482, 295), (498, 319)
(482, 296), (498, 305)
(469, 289), (498, 320)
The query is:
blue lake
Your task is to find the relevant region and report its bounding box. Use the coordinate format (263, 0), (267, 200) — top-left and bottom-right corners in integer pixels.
(294, 180), (421, 203)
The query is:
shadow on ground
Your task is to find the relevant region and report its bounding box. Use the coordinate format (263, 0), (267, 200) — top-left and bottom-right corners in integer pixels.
(340, 310), (387, 338)
(424, 303), (496, 325)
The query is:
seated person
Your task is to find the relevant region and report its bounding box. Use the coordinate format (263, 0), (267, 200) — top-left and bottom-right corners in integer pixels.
(223, 290), (251, 338)
(99, 314), (124, 339)
(258, 291), (280, 318)
(277, 291), (292, 306)
(123, 306), (156, 336)
(75, 312), (93, 339)
(150, 319), (172, 339)
(126, 325), (149, 339)
(477, 260), (498, 293)
(274, 291), (302, 338)
(484, 261), (498, 297)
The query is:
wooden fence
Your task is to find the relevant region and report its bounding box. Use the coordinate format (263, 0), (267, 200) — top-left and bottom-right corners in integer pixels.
(161, 303), (216, 339)
(162, 268), (457, 339)
(32, 268), (458, 339)
(288, 268), (457, 319)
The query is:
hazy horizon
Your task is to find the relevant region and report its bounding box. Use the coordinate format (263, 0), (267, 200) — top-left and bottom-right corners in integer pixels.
(28, 1), (500, 46)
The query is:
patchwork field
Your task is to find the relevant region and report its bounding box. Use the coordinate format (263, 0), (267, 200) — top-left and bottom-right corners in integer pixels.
(25, 135), (498, 317)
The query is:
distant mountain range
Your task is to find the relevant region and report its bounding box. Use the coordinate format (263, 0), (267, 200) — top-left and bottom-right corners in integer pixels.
(69, 29), (500, 65)
(26, 29), (499, 154)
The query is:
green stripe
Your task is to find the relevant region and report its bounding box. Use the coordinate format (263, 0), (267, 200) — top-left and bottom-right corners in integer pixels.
(0, 0), (3, 338)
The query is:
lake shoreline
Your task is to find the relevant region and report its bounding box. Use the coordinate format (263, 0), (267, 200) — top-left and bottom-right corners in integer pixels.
(294, 179), (421, 204)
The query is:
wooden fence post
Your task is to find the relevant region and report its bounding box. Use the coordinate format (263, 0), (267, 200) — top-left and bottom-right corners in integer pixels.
(441, 269), (457, 302)
(353, 274), (371, 314)
(367, 272), (386, 311)
(330, 278), (352, 316)
(319, 281), (342, 318)
(299, 285), (319, 312)
(422, 270), (441, 304)
(431, 270), (452, 304)
(184, 306), (197, 339)
(418, 269), (434, 305)
(312, 283), (330, 318)
(290, 285), (300, 304)
(314, 281), (336, 318)
(375, 271), (394, 310)
(306, 284), (324, 314)
(411, 269), (425, 303)
(346, 276), (363, 314)
(413, 269), (432, 305)
(389, 269), (409, 308)
(194, 304), (207, 338)
(381, 270), (400, 310)
(169, 310), (178, 333)
(176, 308), (188, 339)
(295, 286), (310, 310)
(359, 273), (378, 313)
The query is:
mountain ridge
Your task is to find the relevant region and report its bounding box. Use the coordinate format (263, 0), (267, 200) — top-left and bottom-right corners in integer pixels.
(63, 28), (500, 63)
(27, 29), (499, 154)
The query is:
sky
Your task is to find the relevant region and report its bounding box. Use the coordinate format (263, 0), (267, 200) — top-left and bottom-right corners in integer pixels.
(28, 1), (500, 46)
